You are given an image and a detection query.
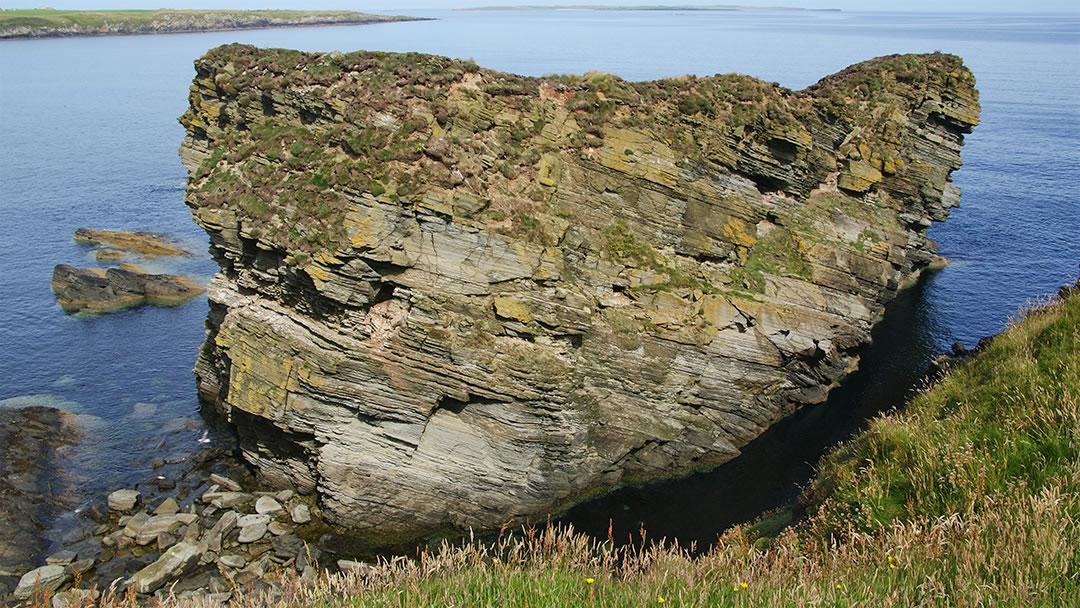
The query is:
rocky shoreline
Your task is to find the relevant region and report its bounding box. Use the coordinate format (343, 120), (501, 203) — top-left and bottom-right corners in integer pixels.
(0, 407), (77, 600)
(0, 431), (406, 607)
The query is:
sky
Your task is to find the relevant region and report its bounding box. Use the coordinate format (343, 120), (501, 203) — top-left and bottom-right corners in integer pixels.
(5, 1), (1078, 14)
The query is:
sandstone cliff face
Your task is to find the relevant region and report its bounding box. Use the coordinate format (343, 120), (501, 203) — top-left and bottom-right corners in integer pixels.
(179, 45), (978, 542)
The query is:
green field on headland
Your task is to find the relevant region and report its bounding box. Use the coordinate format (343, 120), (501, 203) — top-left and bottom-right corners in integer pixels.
(230, 284), (1078, 606)
(0, 9), (419, 40)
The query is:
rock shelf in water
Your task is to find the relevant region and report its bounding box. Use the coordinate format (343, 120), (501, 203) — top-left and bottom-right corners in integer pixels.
(73, 227), (190, 258)
(179, 45), (979, 542)
(53, 227), (205, 313)
(51, 263), (205, 313)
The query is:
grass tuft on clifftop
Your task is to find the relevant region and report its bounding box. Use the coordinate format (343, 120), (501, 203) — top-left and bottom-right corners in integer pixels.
(53, 284), (1071, 606)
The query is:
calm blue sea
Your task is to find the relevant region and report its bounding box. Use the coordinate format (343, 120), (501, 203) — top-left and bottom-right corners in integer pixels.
(1, 9), (1077, 549)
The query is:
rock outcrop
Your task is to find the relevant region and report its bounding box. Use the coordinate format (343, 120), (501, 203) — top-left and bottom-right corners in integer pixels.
(179, 45), (979, 542)
(51, 263), (205, 313)
(73, 228), (190, 258)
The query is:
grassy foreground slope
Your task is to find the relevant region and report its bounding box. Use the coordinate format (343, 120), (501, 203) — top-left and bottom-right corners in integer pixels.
(0, 10), (417, 40)
(209, 284), (1076, 607)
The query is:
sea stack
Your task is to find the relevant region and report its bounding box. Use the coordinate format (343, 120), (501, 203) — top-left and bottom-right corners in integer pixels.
(179, 45), (978, 542)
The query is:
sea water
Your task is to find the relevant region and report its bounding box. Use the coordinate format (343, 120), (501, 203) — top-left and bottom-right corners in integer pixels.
(0, 8), (1077, 549)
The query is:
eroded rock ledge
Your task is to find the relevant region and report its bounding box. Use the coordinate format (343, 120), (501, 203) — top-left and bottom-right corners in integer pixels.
(179, 45), (979, 542)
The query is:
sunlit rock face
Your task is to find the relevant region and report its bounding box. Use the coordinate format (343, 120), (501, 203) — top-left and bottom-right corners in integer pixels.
(180, 44), (978, 542)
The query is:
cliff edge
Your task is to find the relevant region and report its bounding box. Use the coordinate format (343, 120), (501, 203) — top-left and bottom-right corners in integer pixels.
(179, 45), (978, 542)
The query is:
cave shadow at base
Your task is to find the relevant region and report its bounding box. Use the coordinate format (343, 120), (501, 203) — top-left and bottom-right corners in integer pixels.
(556, 274), (944, 551)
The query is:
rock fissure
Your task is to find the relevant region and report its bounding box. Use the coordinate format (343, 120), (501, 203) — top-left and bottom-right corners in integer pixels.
(180, 45), (978, 543)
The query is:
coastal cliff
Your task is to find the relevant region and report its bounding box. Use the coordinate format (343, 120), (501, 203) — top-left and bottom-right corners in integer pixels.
(179, 44), (978, 542)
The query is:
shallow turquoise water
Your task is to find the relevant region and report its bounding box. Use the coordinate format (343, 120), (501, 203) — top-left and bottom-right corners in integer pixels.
(0, 9), (1076, 548)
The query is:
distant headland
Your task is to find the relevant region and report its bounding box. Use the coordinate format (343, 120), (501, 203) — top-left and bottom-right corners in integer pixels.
(458, 5), (840, 12)
(0, 9), (425, 41)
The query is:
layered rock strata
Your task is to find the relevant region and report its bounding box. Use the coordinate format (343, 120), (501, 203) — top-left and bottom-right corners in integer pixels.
(179, 45), (979, 542)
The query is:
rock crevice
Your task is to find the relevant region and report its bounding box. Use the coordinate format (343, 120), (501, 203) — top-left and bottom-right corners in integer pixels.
(179, 45), (979, 542)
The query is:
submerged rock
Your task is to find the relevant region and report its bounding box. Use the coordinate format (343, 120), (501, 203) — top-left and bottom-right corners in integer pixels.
(180, 46), (979, 542)
(0, 406), (77, 596)
(51, 263), (204, 313)
(73, 227), (189, 257)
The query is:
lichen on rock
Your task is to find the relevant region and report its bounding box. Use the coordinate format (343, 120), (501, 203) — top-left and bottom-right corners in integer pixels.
(179, 44), (979, 542)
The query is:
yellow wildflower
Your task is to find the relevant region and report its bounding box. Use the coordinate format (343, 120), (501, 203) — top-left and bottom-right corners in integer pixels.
(657, 598), (665, 604)
(586, 578), (594, 584)
(740, 582), (748, 589)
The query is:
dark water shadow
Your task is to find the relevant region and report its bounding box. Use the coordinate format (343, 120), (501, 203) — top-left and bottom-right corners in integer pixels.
(556, 275), (945, 550)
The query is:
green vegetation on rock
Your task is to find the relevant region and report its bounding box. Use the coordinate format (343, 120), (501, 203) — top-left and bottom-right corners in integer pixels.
(178, 46), (982, 544)
(182, 44), (977, 299)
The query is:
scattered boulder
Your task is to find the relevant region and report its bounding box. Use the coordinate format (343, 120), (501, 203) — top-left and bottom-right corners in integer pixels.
(218, 554), (245, 569)
(134, 515), (183, 546)
(238, 522), (267, 544)
(154, 497), (180, 515)
(122, 511), (151, 538)
(203, 510), (238, 553)
(66, 559), (94, 576)
(336, 559), (373, 574)
(17, 446), (353, 602)
(51, 588), (99, 608)
(254, 496), (283, 516)
(289, 503), (311, 525)
(202, 491), (250, 509)
(125, 541), (201, 594)
(209, 473), (241, 492)
(268, 521), (291, 536)
(271, 534), (304, 559)
(13, 564), (69, 600)
(236, 513), (269, 528)
(107, 489), (140, 513)
(44, 550), (76, 566)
